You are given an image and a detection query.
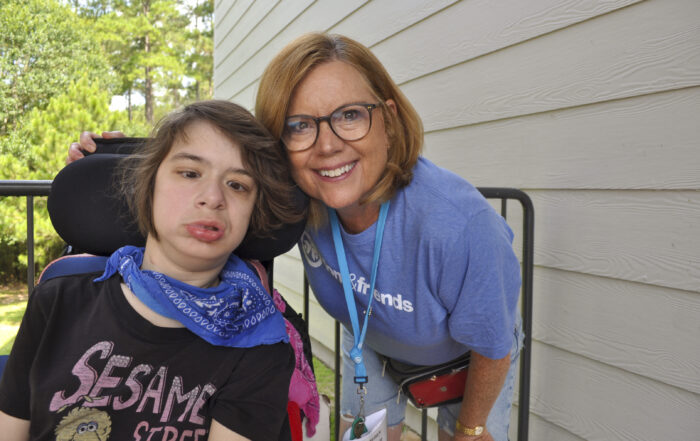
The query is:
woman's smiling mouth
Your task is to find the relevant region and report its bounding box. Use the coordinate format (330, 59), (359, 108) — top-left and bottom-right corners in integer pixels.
(317, 162), (356, 178)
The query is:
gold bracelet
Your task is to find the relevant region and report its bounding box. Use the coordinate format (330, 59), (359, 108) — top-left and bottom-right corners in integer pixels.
(455, 421), (485, 436)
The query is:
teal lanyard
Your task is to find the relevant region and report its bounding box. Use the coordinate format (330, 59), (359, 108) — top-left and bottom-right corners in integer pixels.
(328, 201), (390, 385)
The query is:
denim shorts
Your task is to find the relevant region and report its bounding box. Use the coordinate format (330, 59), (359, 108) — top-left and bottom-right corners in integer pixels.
(340, 316), (524, 441)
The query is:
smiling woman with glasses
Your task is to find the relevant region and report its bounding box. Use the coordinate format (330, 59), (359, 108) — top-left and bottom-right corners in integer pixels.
(256, 33), (523, 441)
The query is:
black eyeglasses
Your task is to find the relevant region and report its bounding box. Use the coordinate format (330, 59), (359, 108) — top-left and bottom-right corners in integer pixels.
(282, 103), (379, 152)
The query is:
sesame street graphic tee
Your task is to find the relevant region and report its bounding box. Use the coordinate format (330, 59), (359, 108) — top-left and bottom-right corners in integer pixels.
(300, 157), (521, 364)
(0, 272), (293, 440)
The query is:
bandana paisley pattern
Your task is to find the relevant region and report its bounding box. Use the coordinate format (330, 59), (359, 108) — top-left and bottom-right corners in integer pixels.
(95, 246), (288, 348)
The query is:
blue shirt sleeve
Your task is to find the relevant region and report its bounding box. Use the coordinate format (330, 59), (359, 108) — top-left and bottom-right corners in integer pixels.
(438, 207), (521, 359)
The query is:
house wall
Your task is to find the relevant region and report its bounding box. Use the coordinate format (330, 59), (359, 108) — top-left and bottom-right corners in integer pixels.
(213, 1), (700, 439)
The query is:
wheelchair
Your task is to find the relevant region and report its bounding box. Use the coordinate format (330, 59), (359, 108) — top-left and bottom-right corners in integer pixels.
(0, 138), (319, 440)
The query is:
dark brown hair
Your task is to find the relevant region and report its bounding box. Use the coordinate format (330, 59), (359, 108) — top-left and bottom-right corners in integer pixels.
(256, 33), (424, 225)
(121, 99), (304, 240)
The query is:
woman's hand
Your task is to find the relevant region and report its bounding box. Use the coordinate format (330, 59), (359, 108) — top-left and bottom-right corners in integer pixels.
(66, 130), (125, 164)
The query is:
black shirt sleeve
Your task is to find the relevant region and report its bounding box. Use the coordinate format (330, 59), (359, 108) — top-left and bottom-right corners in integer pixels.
(210, 341), (294, 440)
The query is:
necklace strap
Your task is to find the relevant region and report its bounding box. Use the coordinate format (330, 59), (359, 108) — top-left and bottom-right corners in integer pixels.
(329, 201), (390, 384)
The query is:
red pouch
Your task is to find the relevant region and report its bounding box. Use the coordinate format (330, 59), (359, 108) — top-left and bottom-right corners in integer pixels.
(404, 367), (469, 408)
(384, 352), (470, 409)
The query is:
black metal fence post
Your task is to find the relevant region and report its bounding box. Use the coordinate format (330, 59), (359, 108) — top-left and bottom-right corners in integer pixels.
(0, 180), (52, 295)
(303, 273), (310, 327)
(334, 321), (341, 441)
(478, 188), (534, 441)
(27, 195), (34, 294)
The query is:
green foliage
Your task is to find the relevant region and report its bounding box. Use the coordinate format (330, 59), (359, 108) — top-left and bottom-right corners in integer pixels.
(0, 0), (112, 135)
(0, 0), (213, 281)
(90, 0), (198, 121)
(0, 76), (149, 281)
(66, 0), (112, 19)
(17, 76), (149, 178)
(0, 301), (27, 355)
(183, 0), (214, 101)
(0, 240), (26, 283)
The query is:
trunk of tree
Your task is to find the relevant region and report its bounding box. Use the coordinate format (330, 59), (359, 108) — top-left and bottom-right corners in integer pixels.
(145, 63), (153, 123)
(194, 1), (202, 102)
(143, 0), (153, 123)
(127, 87), (132, 122)
(172, 88), (180, 108)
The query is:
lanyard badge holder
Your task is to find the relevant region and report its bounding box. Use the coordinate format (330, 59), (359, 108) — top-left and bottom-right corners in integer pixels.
(329, 201), (390, 440)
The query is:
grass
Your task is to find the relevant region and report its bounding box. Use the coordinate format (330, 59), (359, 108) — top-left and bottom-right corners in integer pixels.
(0, 303), (25, 354)
(0, 284), (27, 355)
(313, 356), (337, 440)
(313, 356), (337, 398)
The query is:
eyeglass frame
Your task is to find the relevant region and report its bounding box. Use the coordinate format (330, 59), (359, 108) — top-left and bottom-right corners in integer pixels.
(282, 102), (380, 152)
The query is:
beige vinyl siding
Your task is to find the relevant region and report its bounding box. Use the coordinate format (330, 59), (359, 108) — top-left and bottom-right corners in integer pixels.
(213, 0), (700, 439)
(533, 267), (700, 393)
(426, 87), (700, 190)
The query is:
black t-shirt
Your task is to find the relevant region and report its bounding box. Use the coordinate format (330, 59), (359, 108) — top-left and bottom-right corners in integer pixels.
(0, 273), (294, 440)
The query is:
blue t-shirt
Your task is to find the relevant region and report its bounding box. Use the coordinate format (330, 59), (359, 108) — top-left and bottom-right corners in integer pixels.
(299, 157), (521, 364)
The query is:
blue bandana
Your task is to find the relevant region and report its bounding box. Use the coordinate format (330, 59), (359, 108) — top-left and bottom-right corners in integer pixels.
(95, 246), (288, 348)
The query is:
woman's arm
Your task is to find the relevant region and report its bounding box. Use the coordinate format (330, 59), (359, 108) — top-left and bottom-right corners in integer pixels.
(438, 207), (520, 440)
(208, 419), (251, 441)
(455, 350), (511, 441)
(0, 411), (30, 441)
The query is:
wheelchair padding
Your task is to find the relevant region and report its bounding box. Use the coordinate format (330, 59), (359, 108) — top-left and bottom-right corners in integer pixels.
(0, 355), (7, 379)
(48, 153), (145, 255)
(38, 254), (108, 283)
(82, 136), (146, 155)
(47, 138), (308, 261)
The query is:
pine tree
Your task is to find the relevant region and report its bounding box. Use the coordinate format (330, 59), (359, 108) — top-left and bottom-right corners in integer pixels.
(92, 0), (190, 123)
(0, 76), (147, 280)
(0, 0), (111, 134)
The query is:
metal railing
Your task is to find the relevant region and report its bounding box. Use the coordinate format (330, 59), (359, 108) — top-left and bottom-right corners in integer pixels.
(0, 181), (52, 294)
(303, 187), (534, 441)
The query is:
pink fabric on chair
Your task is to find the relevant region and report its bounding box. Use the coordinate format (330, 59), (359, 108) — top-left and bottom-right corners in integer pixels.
(249, 260), (321, 436)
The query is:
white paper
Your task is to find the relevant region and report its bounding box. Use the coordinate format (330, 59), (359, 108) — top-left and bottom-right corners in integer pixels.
(341, 408), (387, 441)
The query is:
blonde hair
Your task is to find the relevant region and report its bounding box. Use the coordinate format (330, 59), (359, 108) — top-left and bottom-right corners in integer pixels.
(256, 33), (423, 225)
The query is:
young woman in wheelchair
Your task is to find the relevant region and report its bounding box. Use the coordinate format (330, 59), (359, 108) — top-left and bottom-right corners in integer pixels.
(0, 100), (305, 440)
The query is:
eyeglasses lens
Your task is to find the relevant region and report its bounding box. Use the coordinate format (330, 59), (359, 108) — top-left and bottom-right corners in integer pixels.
(283, 104), (372, 151)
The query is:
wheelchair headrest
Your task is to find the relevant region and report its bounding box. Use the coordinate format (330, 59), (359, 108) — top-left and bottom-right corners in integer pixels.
(47, 138), (308, 261)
